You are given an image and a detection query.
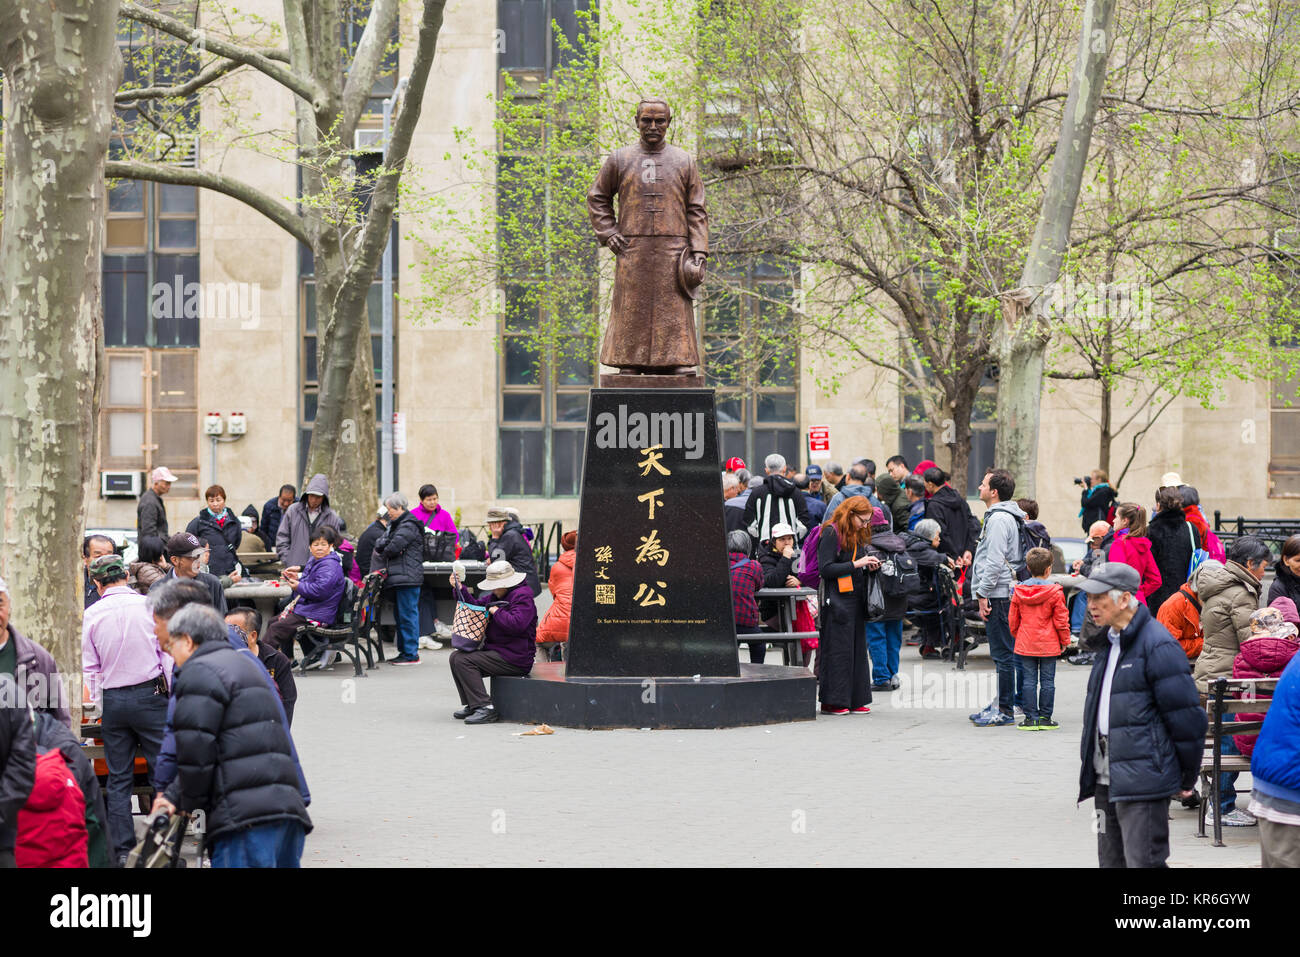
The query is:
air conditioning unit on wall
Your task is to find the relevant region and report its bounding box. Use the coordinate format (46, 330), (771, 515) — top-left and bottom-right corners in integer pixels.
(101, 471), (143, 498)
(355, 128), (384, 152)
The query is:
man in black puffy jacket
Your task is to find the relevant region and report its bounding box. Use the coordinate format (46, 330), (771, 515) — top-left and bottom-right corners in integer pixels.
(1076, 563), (1206, 868)
(154, 604), (311, 868)
(921, 467), (981, 565)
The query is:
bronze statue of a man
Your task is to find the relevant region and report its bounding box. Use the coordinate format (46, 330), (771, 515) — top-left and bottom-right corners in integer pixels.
(587, 99), (708, 376)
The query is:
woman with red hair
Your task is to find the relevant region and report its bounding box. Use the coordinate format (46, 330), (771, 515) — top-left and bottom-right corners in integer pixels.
(817, 497), (881, 715)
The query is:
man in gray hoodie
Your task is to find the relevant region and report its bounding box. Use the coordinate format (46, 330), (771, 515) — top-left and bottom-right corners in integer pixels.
(971, 468), (1027, 727)
(275, 474), (343, 569)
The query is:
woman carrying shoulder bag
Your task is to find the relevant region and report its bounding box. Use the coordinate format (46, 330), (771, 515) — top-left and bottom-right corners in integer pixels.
(817, 496), (880, 716)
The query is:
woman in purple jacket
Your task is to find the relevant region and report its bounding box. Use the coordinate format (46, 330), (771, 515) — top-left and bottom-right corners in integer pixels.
(263, 526), (347, 660)
(448, 560), (537, 725)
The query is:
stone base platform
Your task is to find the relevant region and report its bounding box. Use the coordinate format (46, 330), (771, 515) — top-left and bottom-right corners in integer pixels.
(598, 373), (703, 388)
(491, 661), (818, 729)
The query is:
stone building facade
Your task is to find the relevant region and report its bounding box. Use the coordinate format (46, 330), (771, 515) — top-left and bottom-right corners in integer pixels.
(85, 0), (1300, 542)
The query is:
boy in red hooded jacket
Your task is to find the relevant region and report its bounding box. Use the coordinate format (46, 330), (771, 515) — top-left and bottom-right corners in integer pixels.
(1009, 548), (1071, 731)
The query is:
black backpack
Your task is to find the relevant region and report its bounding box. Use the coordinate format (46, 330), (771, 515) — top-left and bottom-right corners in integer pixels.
(877, 549), (922, 597)
(999, 511), (1049, 581)
(457, 528), (486, 562)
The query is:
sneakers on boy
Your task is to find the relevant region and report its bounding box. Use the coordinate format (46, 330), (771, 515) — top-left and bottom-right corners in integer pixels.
(1037, 717), (1060, 730)
(1017, 716), (1041, 730)
(973, 709), (1016, 727)
(969, 701), (997, 722)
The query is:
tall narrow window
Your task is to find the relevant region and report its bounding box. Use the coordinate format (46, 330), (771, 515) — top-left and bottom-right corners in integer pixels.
(98, 349), (201, 496)
(703, 258), (800, 467)
(496, 0), (598, 497)
(1271, 337), (1300, 497)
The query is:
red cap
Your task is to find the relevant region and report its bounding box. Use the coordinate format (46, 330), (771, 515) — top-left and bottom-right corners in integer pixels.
(725, 457), (746, 472)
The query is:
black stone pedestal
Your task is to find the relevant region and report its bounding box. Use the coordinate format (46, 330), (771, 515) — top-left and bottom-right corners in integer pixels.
(492, 662), (817, 729)
(492, 387), (819, 729)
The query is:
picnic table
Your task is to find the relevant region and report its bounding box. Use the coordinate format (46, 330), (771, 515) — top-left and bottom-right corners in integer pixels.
(755, 586), (818, 666)
(223, 579), (294, 637)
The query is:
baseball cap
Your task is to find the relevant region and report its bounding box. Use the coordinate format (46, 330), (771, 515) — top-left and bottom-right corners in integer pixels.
(769, 522), (796, 540)
(0, 575), (7, 596)
(1075, 562), (1141, 594)
(1159, 471), (1183, 488)
(88, 554), (127, 581)
(725, 457), (747, 472)
(151, 466), (179, 483)
(166, 532), (205, 559)
(806, 465), (823, 479)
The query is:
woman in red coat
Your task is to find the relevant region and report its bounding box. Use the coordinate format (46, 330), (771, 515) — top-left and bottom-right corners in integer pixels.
(537, 531), (577, 661)
(1109, 503), (1162, 606)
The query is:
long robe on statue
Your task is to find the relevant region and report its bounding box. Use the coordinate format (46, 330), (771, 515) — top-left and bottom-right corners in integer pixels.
(587, 142), (708, 369)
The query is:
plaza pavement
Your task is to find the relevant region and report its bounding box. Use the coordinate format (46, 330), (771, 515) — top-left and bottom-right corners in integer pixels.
(284, 642), (1263, 868)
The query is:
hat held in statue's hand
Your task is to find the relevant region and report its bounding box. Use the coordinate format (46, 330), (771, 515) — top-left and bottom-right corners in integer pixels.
(478, 560), (526, 591)
(676, 248), (705, 300)
(1075, 562), (1142, 595)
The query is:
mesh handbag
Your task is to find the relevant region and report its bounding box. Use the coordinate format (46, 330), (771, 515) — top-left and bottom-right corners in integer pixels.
(451, 587), (490, 652)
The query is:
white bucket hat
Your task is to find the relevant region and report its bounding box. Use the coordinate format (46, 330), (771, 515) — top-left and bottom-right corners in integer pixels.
(769, 522), (796, 540)
(1160, 471), (1183, 488)
(478, 560), (526, 591)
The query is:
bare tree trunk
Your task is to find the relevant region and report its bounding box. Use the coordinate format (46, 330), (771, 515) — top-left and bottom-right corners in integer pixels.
(994, 0), (1117, 498)
(0, 0), (122, 726)
(303, 0), (445, 519)
(945, 392), (978, 495)
(1098, 379), (1112, 476)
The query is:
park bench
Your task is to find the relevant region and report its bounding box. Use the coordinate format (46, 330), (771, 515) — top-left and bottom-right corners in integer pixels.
(295, 573), (385, 676)
(1197, 675), (1278, 847)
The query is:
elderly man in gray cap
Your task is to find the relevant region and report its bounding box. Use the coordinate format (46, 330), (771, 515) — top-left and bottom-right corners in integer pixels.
(485, 507), (540, 596)
(1075, 562), (1206, 868)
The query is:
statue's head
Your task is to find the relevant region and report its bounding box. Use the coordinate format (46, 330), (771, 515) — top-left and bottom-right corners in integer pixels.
(635, 98), (672, 147)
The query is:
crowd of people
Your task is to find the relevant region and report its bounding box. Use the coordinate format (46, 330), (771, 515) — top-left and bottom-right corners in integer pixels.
(720, 454), (1300, 868)
(4, 451), (1300, 871)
